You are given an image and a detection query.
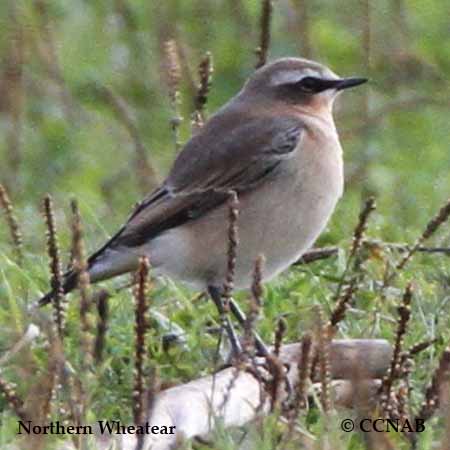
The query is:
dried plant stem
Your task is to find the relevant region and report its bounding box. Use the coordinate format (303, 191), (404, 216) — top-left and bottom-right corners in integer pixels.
(395, 381), (410, 423)
(0, 184), (23, 265)
(335, 197), (376, 300)
(209, 191), (241, 358)
(0, 371), (29, 421)
(440, 382), (450, 450)
(274, 318), (287, 357)
(407, 339), (437, 357)
(383, 198), (450, 289)
(222, 191), (239, 311)
(192, 51), (213, 130)
(316, 308), (332, 415)
(190, 111), (203, 136)
(327, 198), (375, 337)
(164, 39), (183, 151)
(4, 7), (25, 189)
(251, 254), (264, 307)
(365, 241), (450, 256)
(243, 255), (264, 355)
(94, 290), (110, 365)
(43, 195), (66, 339)
(60, 367), (83, 449)
(70, 199), (94, 369)
(390, 284), (413, 375)
(350, 197), (376, 263)
(40, 333), (63, 425)
(395, 356), (414, 427)
(415, 347), (450, 422)
(327, 277), (358, 337)
(164, 39), (182, 103)
(133, 257), (151, 427)
(282, 334), (314, 450)
(396, 198), (450, 272)
(255, 0), (273, 68)
(294, 242), (450, 267)
(266, 353), (285, 411)
(294, 246), (338, 264)
(380, 283), (412, 414)
(292, 334), (313, 415)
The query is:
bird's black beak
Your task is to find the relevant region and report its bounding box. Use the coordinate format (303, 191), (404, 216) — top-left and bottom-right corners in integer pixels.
(334, 77), (368, 90)
(311, 77), (368, 93)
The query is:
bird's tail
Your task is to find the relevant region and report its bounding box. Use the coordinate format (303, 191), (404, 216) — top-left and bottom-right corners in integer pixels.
(38, 270), (79, 307)
(38, 241), (111, 307)
(38, 290), (54, 307)
(37, 243), (140, 307)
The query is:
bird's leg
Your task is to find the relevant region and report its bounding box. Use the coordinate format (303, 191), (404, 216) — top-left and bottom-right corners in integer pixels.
(228, 298), (269, 357)
(207, 286), (242, 357)
(229, 298), (293, 402)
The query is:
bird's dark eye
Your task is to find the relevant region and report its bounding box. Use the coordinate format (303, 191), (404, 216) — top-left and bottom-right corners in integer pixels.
(298, 76), (319, 92)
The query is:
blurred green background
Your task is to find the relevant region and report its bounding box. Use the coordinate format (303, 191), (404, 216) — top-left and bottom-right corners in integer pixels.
(0, 0), (449, 255)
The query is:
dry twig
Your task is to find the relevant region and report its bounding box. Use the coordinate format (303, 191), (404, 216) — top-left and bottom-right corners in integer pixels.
(243, 255), (265, 354)
(164, 39), (183, 151)
(415, 346), (450, 422)
(381, 198), (450, 292)
(327, 277), (358, 336)
(396, 198), (450, 272)
(40, 333), (63, 424)
(70, 199), (94, 368)
(222, 191), (240, 311)
(43, 195), (66, 339)
(291, 333), (313, 418)
(94, 290), (110, 364)
(0, 184), (23, 265)
(273, 318), (287, 357)
(0, 371), (29, 421)
(255, 0), (273, 68)
(380, 283), (413, 415)
(193, 51), (213, 129)
(407, 339), (437, 357)
(316, 308), (332, 414)
(266, 353), (285, 411)
(335, 197), (376, 300)
(133, 257), (151, 427)
(294, 241), (450, 267)
(350, 197), (377, 264)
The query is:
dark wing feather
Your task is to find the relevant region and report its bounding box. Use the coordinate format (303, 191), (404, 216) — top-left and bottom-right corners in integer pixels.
(111, 114), (304, 248)
(84, 186), (168, 266)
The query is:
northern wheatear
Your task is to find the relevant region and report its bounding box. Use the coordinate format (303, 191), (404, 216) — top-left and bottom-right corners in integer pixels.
(40, 57), (366, 347)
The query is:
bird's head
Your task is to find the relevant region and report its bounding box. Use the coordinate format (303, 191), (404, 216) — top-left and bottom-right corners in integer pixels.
(243, 57), (367, 113)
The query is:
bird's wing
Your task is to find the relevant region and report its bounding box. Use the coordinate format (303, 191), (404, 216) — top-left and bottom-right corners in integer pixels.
(91, 114), (305, 254)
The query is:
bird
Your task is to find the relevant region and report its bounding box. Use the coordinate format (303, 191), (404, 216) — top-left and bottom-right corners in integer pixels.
(39, 57), (366, 349)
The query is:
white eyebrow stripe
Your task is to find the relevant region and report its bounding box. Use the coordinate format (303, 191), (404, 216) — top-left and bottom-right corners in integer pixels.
(270, 68), (320, 86)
